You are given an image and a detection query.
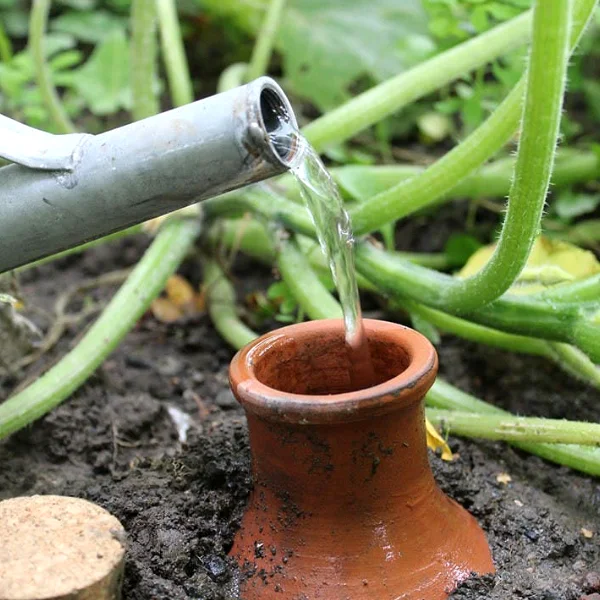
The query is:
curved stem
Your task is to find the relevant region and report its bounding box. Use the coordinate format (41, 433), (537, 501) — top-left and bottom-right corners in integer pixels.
(156, 0), (194, 107)
(206, 189), (600, 360)
(204, 259), (258, 349)
(427, 409), (600, 446)
(545, 342), (600, 388)
(426, 379), (600, 476)
(347, 0), (596, 238)
(401, 299), (600, 389)
(335, 150), (600, 204)
(0, 219), (201, 439)
(29, 0), (75, 133)
(349, 79), (525, 235)
(245, 0), (286, 81)
(401, 299), (552, 357)
(354, 242), (600, 361)
(131, 0), (159, 120)
(533, 274), (600, 304)
(278, 236), (342, 320)
(441, 0), (573, 312)
(303, 10), (533, 151)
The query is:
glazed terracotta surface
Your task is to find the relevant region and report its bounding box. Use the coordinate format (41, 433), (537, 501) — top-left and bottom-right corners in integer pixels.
(229, 319), (494, 600)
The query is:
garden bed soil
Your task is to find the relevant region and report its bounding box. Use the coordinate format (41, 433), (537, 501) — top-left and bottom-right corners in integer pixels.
(1, 207), (599, 600)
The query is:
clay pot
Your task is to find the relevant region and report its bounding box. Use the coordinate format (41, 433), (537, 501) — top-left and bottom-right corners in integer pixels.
(229, 319), (494, 600)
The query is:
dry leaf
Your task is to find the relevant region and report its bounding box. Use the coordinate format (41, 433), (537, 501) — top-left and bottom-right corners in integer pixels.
(151, 275), (206, 323)
(581, 528), (594, 539)
(150, 297), (184, 323)
(166, 274), (196, 308)
(425, 418), (454, 461)
(496, 473), (512, 485)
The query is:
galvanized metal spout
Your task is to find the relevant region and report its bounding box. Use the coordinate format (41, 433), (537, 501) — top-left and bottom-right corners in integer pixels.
(0, 77), (298, 273)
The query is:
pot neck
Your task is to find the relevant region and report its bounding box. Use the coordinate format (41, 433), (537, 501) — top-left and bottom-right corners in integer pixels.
(245, 399), (437, 514)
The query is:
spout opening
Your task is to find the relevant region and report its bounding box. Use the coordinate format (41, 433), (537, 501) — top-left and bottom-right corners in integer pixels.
(230, 319), (438, 424)
(249, 78), (299, 168)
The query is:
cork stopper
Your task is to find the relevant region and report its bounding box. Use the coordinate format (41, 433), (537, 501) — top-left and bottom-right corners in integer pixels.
(0, 495), (126, 600)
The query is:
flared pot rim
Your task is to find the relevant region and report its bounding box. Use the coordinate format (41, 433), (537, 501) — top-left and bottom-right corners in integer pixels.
(229, 319), (438, 425)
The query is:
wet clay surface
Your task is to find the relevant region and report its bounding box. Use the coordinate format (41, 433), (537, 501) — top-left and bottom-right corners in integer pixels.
(1, 216), (599, 599)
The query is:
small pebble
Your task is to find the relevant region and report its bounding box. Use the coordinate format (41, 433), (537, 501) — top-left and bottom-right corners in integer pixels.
(580, 594), (600, 600)
(215, 389), (238, 409)
(205, 555), (228, 581)
(156, 356), (183, 376)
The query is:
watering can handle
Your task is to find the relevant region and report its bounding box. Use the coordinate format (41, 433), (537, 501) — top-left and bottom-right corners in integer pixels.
(0, 114), (91, 171)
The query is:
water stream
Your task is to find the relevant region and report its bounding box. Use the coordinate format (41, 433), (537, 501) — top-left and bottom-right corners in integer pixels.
(270, 125), (376, 390)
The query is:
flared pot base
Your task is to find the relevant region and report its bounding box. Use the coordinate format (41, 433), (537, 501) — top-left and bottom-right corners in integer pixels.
(232, 487), (493, 600)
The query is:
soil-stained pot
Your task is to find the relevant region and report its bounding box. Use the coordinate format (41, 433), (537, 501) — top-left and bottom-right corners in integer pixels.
(229, 319), (494, 599)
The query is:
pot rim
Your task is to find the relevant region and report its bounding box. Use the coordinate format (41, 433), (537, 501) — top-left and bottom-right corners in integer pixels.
(229, 319), (437, 424)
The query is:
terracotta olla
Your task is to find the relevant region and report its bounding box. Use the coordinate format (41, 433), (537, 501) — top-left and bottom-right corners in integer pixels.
(229, 319), (494, 600)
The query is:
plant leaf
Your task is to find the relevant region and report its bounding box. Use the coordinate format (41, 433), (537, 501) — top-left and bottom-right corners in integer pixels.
(64, 28), (131, 115)
(51, 10), (127, 44)
(198, 0), (432, 110)
(458, 236), (600, 294)
(425, 418), (454, 461)
(555, 189), (600, 220)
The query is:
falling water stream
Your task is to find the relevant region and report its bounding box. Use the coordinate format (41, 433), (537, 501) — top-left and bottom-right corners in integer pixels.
(270, 125), (376, 390)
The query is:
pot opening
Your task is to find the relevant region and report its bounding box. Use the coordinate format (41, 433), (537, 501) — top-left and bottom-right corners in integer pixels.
(252, 328), (411, 396)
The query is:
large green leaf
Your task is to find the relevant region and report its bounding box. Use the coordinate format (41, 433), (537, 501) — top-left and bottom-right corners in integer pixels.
(198, 0), (432, 110)
(51, 10), (128, 44)
(63, 28), (131, 115)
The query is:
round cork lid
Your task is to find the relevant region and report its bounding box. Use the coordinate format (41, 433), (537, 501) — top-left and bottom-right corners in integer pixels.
(0, 495), (126, 600)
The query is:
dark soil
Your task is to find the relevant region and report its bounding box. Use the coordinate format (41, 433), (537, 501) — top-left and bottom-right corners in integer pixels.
(1, 205), (599, 600)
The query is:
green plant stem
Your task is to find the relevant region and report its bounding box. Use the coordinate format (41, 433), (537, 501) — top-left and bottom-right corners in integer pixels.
(131, 0), (159, 120)
(0, 18), (12, 62)
(334, 150), (600, 203)
(400, 299), (600, 389)
(205, 189), (600, 360)
(426, 379), (600, 476)
(402, 299), (552, 356)
(349, 80), (524, 235)
(440, 0), (573, 312)
(29, 0), (75, 133)
(209, 218), (442, 286)
(302, 11), (533, 151)
(533, 274), (600, 303)
(427, 409), (600, 446)
(218, 62), (248, 93)
(354, 242), (600, 361)
(545, 342), (600, 388)
(246, 0), (286, 81)
(347, 0), (595, 239)
(278, 236), (343, 320)
(0, 219), (201, 440)
(204, 259), (257, 349)
(156, 0), (194, 107)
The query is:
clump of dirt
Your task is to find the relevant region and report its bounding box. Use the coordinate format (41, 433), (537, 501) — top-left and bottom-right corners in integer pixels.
(0, 232), (599, 600)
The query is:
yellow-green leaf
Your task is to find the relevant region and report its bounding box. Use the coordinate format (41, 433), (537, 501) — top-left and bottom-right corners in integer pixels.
(458, 236), (600, 294)
(426, 417), (454, 461)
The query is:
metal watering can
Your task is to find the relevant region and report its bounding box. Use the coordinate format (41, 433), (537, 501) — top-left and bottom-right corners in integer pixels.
(0, 77), (298, 273)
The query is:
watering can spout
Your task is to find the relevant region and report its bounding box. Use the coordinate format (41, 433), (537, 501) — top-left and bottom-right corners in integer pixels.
(0, 77), (298, 273)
